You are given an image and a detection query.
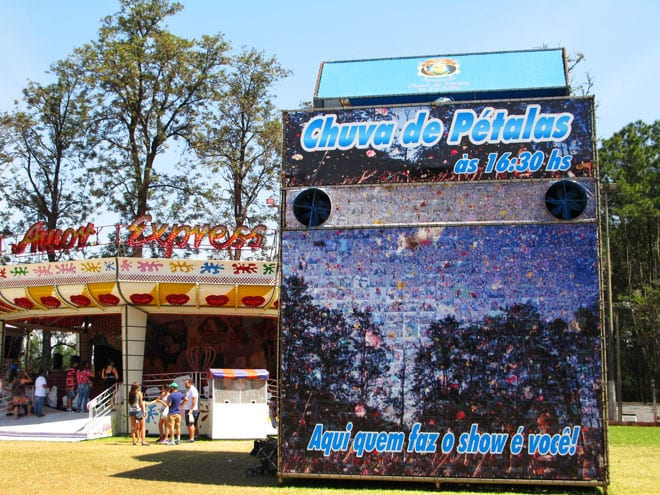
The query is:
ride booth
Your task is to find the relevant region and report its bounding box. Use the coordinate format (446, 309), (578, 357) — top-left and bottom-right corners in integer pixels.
(207, 368), (275, 439)
(278, 49), (608, 491)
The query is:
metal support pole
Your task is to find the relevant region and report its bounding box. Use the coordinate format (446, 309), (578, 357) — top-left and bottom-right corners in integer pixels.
(615, 309), (622, 423)
(604, 187), (616, 420)
(602, 181), (618, 421)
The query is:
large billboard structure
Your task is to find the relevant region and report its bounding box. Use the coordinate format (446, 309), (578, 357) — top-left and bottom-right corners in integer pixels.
(278, 50), (607, 490)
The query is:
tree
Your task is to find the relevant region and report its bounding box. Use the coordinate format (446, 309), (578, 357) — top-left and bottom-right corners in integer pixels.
(2, 0), (288, 263)
(0, 59), (96, 260)
(280, 275), (353, 406)
(629, 288), (659, 406)
(532, 46), (593, 97)
(566, 51), (594, 96)
(600, 121), (659, 294)
(74, 0), (230, 255)
(27, 329), (78, 373)
(0, 60), (97, 372)
(411, 316), (461, 424)
(599, 120), (660, 402)
(280, 275), (392, 433)
(192, 48), (289, 259)
(343, 307), (390, 413)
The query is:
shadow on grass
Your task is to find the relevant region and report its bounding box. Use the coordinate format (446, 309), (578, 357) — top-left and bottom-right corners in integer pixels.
(110, 439), (603, 494)
(111, 440), (277, 487)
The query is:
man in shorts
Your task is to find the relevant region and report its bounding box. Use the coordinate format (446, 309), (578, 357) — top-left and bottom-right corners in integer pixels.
(183, 378), (200, 442)
(165, 382), (184, 445)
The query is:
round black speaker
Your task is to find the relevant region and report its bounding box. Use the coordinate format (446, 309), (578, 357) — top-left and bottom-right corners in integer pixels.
(292, 188), (332, 227)
(545, 180), (588, 220)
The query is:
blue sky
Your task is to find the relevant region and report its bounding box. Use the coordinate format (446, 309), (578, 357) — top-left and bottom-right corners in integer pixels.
(0, 0), (657, 140)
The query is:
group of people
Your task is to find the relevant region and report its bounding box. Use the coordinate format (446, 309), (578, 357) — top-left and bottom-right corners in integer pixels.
(1, 361), (49, 418)
(128, 378), (200, 446)
(64, 359), (120, 413)
(3, 359), (205, 445)
(64, 360), (95, 412)
(1, 358), (120, 418)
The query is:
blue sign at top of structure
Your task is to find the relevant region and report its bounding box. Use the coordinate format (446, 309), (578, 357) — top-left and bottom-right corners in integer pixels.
(313, 48), (568, 108)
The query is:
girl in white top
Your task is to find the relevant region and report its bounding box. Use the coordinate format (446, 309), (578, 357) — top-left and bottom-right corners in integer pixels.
(149, 384), (170, 444)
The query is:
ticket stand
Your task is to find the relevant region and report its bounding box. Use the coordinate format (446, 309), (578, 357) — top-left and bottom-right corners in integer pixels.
(207, 368), (273, 439)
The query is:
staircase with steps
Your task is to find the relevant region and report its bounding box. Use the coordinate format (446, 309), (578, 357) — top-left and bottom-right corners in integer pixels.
(0, 383), (118, 442)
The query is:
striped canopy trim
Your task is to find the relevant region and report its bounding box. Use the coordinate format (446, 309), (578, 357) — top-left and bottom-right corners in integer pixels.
(208, 368), (269, 379)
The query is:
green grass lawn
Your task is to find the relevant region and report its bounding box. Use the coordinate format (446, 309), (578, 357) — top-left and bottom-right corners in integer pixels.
(605, 426), (659, 495)
(0, 426), (656, 495)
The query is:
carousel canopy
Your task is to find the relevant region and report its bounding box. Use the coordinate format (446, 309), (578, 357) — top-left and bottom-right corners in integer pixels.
(0, 257), (279, 321)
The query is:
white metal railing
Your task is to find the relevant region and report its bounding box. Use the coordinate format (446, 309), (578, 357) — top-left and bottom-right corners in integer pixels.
(142, 371), (210, 399)
(86, 382), (119, 424)
(143, 371), (278, 402)
(267, 378), (278, 401)
(0, 390), (8, 416)
(0, 378), (8, 415)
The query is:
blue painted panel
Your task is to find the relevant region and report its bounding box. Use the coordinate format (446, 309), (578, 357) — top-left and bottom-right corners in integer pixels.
(314, 49), (568, 106)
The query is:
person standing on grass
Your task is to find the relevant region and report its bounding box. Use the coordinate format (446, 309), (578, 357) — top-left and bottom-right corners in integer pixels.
(34, 369), (49, 417)
(128, 382), (149, 446)
(149, 384), (170, 443)
(183, 378), (200, 442)
(165, 382), (184, 445)
(65, 361), (79, 411)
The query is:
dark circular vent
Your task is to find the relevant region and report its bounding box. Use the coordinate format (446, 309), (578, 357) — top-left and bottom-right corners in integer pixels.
(292, 188), (332, 227)
(545, 180), (588, 220)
